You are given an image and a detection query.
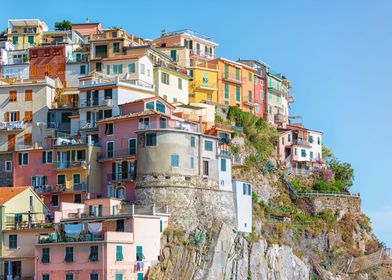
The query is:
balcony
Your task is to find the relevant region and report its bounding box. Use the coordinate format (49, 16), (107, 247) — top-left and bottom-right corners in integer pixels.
(196, 82), (218, 91)
(137, 120), (200, 133)
(56, 160), (87, 170)
(38, 231), (135, 245)
(274, 113), (287, 124)
(4, 221), (52, 231)
(222, 74), (246, 85)
(99, 148), (136, 161)
(107, 172), (135, 182)
(0, 121), (25, 132)
(80, 122), (98, 130)
(292, 139), (311, 147)
(190, 50), (215, 60)
(79, 98), (114, 108)
(34, 183), (87, 193)
(243, 99), (255, 107)
(268, 86), (288, 97)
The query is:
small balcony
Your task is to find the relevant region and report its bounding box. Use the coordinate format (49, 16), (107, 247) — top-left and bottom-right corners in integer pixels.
(34, 183), (87, 193)
(274, 113), (287, 124)
(4, 221), (52, 231)
(38, 231), (135, 245)
(137, 120), (200, 133)
(56, 160), (87, 170)
(222, 74), (246, 85)
(292, 139), (311, 147)
(79, 98), (114, 108)
(0, 121), (25, 133)
(99, 148), (136, 161)
(107, 172), (135, 183)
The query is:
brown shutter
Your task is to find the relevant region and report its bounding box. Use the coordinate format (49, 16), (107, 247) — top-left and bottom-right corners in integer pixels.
(5, 112), (9, 122)
(16, 111), (20, 121)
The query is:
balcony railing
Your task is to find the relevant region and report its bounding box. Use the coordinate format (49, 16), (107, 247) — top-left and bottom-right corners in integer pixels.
(223, 74), (246, 84)
(274, 113), (287, 123)
(0, 120), (24, 131)
(107, 172), (136, 182)
(34, 183), (87, 193)
(137, 120), (200, 133)
(5, 221), (52, 230)
(56, 160), (87, 170)
(80, 98), (114, 108)
(99, 148), (136, 160)
(38, 233), (105, 244)
(292, 139), (311, 147)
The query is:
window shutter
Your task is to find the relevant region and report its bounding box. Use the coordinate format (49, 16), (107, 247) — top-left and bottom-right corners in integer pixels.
(32, 176), (36, 187)
(5, 112), (9, 122)
(42, 152), (46, 163)
(18, 153), (22, 165)
(16, 111), (20, 121)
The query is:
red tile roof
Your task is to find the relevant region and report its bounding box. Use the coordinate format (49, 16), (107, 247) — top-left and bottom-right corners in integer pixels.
(0, 187), (29, 205)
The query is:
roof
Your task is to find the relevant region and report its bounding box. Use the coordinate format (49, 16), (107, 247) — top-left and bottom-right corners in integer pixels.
(120, 96), (176, 109)
(97, 110), (165, 123)
(0, 187), (29, 205)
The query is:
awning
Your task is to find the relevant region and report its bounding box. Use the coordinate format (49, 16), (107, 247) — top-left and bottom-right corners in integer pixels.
(64, 223), (83, 237)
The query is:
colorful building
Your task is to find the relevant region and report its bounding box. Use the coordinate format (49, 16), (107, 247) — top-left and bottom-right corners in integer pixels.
(0, 187), (49, 279)
(6, 19), (48, 50)
(153, 65), (189, 104)
(278, 124), (323, 175)
(35, 197), (169, 280)
(188, 61), (218, 103)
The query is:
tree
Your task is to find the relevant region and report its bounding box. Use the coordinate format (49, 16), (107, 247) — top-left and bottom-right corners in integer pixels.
(328, 159), (354, 189)
(55, 20), (72, 31)
(322, 145), (334, 161)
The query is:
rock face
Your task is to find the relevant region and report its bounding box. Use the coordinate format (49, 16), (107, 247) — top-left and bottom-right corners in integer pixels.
(298, 196), (361, 215)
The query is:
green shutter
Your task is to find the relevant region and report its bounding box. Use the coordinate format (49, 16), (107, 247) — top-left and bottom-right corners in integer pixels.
(28, 36), (34, 45)
(224, 84), (229, 99)
(116, 245), (123, 261)
(236, 86), (240, 102)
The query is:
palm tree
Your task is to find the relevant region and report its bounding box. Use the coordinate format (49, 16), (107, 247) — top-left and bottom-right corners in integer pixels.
(55, 20), (72, 31)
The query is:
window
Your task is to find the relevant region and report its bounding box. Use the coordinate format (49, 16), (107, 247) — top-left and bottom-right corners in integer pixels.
(161, 72), (169, 85)
(309, 135), (314, 144)
(73, 174), (81, 185)
(171, 154), (179, 167)
(25, 89), (32, 101)
(42, 151), (53, 163)
(235, 68), (240, 80)
(112, 31), (117, 38)
(65, 247), (74, 262)
(294, 148), (297, 156)
(32, 176), (47, 187)
(129, 138), (136, 155)
(51, 195), (59, 207)
(242, 183), (251, 195)
(107, 142), (114, 158)
(80, 65), (86, 75)
(5, 161), (12, 172)
(128, 63), (135, 73)
(89, 245), (99, 262)
(146, 101), (154, 110)
(90, 273), (98, 280)
(12, 36), (18, 45)
(113, 64), (123, 74)
(178, 77), (182, 89)
(115, 274), (123, 280)
(18, 153), (29, 165)
(318, 137), (321, 145)
(146, 133), (157, 146)
(57, 174), (66, 185)
(156, 101), (165, 113)
(96, 63), (102, 72)
(224, 84), (229, 99)
(136, 246), (145, 261)
(106, 65), (110, 74)
(236, 86), (240, 102)
(42, 248), (50, 263)
(204, 140), (213, 151)
(281, 137), (284, 145)
(248, 90), (252, 102)
(116, 245), (123, 261)
(202, 72), (209, 85)
(9, 90), (17, 102)
(221, 158), (227, 172)
(74, 194), (81, 203)
(260, 90), (264, 100)
(160, 220), (163, 233)
(105, 123), (113, 135)
(203, 160), (209, 176)
(116, 219), (125, 232)
(288, 134), (291, 142)
(190, 157), (194, 169)
(104, 88), (112, 100)
(190, 136), (195, 147)
(140, 63), (145, 74)
(170, 49), (177, 61)
(42, 274), (50, 280)
(224, 64), (229, 78)
(113, 42), (120, 53)
(301, 149), (306, 157)
(24, 133), (32, 146)
(66, 274), (73, 280)
(137, 273), (143, 280)
(310, 151), (314, 158)
(9, 234), (17, 249)
(248, 72), (252, 82)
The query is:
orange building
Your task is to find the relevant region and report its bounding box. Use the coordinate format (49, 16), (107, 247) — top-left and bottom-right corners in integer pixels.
(210, 58), (255, 113)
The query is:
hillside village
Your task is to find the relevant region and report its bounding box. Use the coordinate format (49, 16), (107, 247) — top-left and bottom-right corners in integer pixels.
(0, 19), (390, 280)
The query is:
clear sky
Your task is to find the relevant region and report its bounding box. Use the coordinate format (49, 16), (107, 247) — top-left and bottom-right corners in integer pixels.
(2, 0), (391, 247)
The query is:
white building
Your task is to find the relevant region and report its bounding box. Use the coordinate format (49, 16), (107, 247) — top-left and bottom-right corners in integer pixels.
(232, 179), (252, 233)
(154, 66), (189, 104)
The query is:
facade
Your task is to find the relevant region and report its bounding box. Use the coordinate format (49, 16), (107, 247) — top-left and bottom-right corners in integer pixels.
(152, 29), (218, 67)
(210, 58), (255, 112)
(0, 45), (29, 79)
(278, 124), (323, 175)
(232, 179), (252, 233)
(153, 66), (189, 104)
(0, 187), (49, 279)
(35, 198), (169, 280)
(188, 61), (218, 104)
(97, 96), (176, 202)
(72, 22), (103, 38)
(6, 19), (48, 49)
(13, 136), (101, 212)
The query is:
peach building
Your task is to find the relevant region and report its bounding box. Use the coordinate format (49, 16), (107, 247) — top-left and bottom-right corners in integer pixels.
(35, 198), (169, 280)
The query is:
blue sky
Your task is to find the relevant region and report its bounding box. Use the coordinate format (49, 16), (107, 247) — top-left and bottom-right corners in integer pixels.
(2, 0), (391, 247)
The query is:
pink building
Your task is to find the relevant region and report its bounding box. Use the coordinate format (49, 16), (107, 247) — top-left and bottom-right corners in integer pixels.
(97, 96), (176, 201)
(35, 198), (169, 280)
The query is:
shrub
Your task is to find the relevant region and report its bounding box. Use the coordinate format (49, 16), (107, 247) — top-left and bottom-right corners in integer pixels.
(187, 230), (207, 247)
(262, 160), (276, 175)
(230, 145), (239, 154)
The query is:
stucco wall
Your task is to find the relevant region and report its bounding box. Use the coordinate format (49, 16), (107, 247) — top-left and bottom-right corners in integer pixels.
(298, 196), (361, 215)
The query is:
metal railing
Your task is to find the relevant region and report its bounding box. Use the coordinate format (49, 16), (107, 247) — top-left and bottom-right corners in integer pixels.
(56, 160), (87, 170)
(107, 172), (135, 182)
(0, 120), (24, 131)
(137, 121), (199, 133)
(79, 98), (114, 108)
(296, 191), (360, 198)
(34, 183), (87, 193)
(99, 148), (136, 160)
(292, 139), (311, 146)
(38, 233), (105, 244)
(5, 221), (52, 230)
(222, 74), (246, 84)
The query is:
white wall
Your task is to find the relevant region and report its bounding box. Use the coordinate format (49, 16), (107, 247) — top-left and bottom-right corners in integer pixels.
(232, 180), (252, 233)
(65, 63), (88, 87)
(1, 64), (29, 79)
(155, 68), (189, 104)
(218, 156), (232, 191)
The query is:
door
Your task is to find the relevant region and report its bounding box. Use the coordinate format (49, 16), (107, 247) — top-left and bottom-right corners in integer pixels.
(7, 135), (15, 151)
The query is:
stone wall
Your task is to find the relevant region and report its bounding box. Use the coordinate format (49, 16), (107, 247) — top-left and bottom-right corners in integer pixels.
(0, 153), (13, 187)
(135, 175), (235, 230)
(299, 195), (361, 215)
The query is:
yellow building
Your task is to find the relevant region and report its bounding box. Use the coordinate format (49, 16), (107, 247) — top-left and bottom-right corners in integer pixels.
(188, 61), (218, 103)
(0, 187), (50, 279)
(210, 58), (255, 112)
(7, 19), (48, 49)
